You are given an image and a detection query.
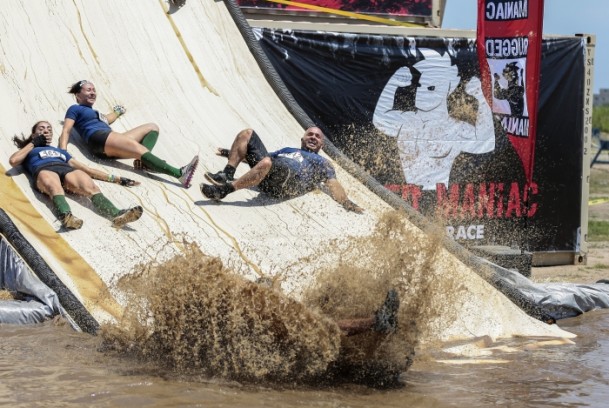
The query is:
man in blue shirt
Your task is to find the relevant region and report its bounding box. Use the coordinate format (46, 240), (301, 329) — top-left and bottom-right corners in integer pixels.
(200, 127), (363, 213)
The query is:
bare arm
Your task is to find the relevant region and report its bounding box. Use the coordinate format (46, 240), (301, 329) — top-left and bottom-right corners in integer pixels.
(106, 105), (126, 125)
(59, 118), (75, 150)
(326, 178), (363, 213)
(68, 158), (140, 186)
(8, 142), (35, 167)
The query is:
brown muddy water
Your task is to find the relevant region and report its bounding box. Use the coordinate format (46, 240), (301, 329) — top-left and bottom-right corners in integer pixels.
(3, 213), (608, 406)
(1, 310), (608, 407)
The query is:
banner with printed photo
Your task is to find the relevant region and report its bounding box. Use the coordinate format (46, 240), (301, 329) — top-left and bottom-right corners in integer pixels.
(255, 28), (585, 252)
(476, 0), (545, 183)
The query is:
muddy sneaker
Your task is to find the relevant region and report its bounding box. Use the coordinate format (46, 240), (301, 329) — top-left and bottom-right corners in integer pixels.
(216, 148), (230, 158)
(200, 183), (233, 201)
(374, 289), (399, 334)
(133, 159), (156, 173)
(178, 155), (199, 188)
(204, 170), (234, 186)
(59, 212), (83, 230)
(112, 206), (143, 228)
(169, 0), (186, 9)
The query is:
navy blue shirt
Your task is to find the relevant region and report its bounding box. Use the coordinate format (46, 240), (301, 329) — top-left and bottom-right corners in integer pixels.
(23, 146), (72, 176)
(65, 104), (111, 143)
(270, 147), (336, 193)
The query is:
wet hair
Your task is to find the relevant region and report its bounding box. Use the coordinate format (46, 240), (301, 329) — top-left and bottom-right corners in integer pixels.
(12, 120), (50, 148)
(68, 80), (90, 94)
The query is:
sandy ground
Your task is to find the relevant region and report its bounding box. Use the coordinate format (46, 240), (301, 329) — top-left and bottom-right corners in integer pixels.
(531, 163), (609, 284)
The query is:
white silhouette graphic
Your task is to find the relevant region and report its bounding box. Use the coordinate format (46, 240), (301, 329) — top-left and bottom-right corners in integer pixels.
(373, 48), (495, 190)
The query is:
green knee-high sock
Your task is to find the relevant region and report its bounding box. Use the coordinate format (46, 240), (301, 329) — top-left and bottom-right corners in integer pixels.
(91, 193), (120, 218)
(52, 195), (71, 216)
(141, 152), (181, 178)
(141, 131), (159, 151)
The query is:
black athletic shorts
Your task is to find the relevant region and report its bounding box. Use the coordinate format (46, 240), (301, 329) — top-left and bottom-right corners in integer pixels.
(34, 163), (75, 190)
(87, 130), (112, 158)
(243, 131), (269, 168)
(247, 131), (301, 198)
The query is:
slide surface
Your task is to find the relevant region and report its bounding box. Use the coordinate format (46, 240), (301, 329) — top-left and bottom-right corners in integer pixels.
(0, 0), (572, 342)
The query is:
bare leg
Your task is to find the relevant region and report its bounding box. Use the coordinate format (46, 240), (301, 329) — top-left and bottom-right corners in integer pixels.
(36, 171), (83, 229)
(226, 128), (254, 168)
(63, 170), (102, 196)
(120, 123), (159, 143)
(232, 157), (272, 191)
(103, 132), (149, 159)
(336, 289), (400, 337)
(36, 171), (67, 197)
(336, 317), (375, 337)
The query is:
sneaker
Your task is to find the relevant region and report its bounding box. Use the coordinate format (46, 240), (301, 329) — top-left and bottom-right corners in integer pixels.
(373, 289), (399, 334)
(112, 206), (143, 228)
(204, 170), (233, 186)
(200, 183), (231, 201)
(169, 0), (186, 9)
(178, 155), (199, 188)
(59, 212), (83, 230)
(133, 159), (156, 173)
(217, 148), (230, 158)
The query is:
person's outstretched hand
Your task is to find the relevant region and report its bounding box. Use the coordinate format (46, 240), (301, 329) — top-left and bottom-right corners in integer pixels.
(118, 176), (139, 187)
(343, 199), (364, 214)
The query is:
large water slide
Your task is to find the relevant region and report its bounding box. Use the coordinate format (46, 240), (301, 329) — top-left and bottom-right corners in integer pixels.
(0, 0), (573, 342)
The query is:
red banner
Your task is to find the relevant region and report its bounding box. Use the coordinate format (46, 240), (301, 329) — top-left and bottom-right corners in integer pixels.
(476, 0), (544, 183)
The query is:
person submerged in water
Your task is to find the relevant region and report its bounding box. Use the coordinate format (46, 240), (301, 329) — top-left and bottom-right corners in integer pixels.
(9, 120), (143, 230)
(59, 80), (199, 188)
(335, 289), (399, 336)
(256, 276), (399, 336)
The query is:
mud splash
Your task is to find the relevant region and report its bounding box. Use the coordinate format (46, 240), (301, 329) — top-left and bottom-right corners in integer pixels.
(101, 210), (459, 386)
(302, 210), (463, 372)
(101, 242), (341, 384)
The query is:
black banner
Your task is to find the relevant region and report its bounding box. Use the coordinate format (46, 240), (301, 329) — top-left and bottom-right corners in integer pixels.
(256, 29), (584, 252)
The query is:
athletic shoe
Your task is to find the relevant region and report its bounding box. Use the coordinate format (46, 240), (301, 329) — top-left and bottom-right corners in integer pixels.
(169, 0), (186, 9)
(204, 170), (234, 186)
(112, 206), (143, 228)
(133, 159), (156, 173)
(217, 148), (230, 158)
(178, 155), (199, 188)
(59, 212), (83, 230)
(200, 183), (232, 201)
(373, 289), (399, 334)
